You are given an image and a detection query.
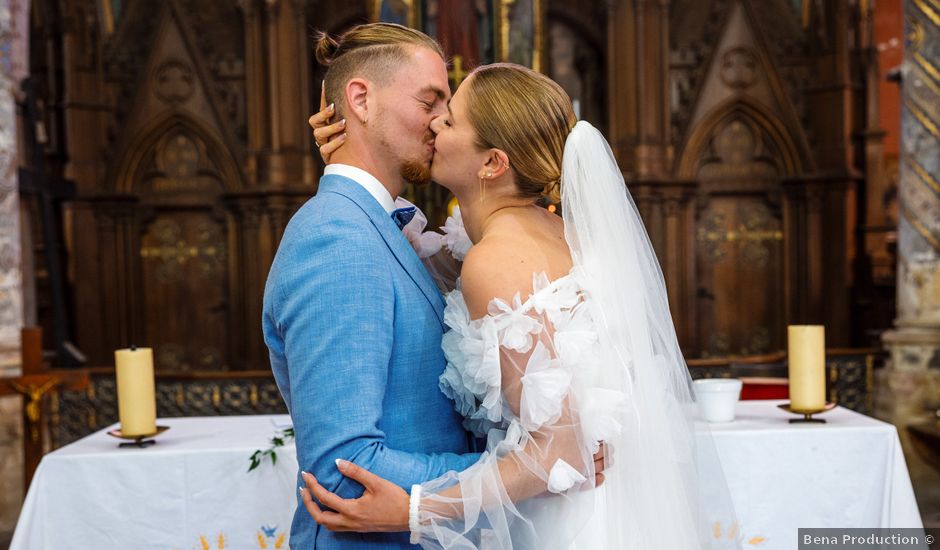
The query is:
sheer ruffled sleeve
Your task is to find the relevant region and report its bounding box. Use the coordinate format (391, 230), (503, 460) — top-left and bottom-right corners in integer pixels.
(410, 272), (627, 549)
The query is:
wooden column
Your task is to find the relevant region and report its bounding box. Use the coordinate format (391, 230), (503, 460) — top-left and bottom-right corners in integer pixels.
(239, 0), (270, 188)
(90, 195), (141, 352)
(224, 195), (269, 370)
(607, 0), (672, 178)
(240, 0), (313, 190)
(628, 180), (699, 351)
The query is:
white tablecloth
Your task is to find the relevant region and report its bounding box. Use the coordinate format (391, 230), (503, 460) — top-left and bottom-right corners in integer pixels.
(10, 403), (922, 549)
(705, 400), (922, 548)
(11, 415), (300, 550)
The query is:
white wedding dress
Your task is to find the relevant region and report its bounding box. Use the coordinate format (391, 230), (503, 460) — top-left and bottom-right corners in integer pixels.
(435, 267), (615, 550)
(403, 122), (739, 550)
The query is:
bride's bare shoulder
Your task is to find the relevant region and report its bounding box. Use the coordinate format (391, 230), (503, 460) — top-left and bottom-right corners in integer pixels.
(460, 235), (543, 318)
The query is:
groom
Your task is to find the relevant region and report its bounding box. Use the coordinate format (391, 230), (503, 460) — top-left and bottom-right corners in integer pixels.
(262, 23), (481, 549)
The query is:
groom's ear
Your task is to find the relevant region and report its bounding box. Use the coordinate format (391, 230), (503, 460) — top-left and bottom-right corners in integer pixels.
(344, 78), (370, 125)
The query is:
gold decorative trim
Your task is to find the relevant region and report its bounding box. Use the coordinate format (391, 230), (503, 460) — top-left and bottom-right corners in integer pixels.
(100, 0), (115, 35)
(902, 204), (940, 250)
(913, 0), (940, 27)
(929, 0), (940, 16)
(498, 0), (511, 62)
(914, 51), (940, 86)
(369, 0), (382, 22)
(907, 156), (940, 197)
(533, 0), (543, 73)
(369, 0), (420, 28)
(913, 61), (940, 98)
(906, 99), (940, 140)
(496, 0), (544, 71)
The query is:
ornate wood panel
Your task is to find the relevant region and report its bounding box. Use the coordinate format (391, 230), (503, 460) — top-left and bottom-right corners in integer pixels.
(23, 0), (879, 372)
(140, 212), (229, 370)
(691, 113), (788, 357)
(696, 195), (785, 356)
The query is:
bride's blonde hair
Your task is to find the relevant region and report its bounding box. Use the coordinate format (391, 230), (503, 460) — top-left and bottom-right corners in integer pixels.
(463, 64), (577, 204)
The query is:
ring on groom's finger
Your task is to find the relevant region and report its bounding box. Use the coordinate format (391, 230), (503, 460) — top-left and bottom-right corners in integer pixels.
(315, 141), (322, 149)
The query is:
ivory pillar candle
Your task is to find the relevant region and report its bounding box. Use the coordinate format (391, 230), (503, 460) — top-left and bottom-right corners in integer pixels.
(787, 325), (826, 411)
(115, 347), (157, 436)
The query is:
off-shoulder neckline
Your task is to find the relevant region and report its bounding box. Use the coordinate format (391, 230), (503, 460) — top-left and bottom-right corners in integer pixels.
(452, 267), (581, 323)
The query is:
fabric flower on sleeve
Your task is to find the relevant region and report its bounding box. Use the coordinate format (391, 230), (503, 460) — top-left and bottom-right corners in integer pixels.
(529, 272), (582, 328)
(547, 459), (588, 494)
(578, 388), (627, 453)
(553, 304), (599, 369)
(488, 419), (527, 456)
(488, 293), (542, 353)
(440, 307), (504, 437)
(441, 206), (472, 261)
(458, 317), (502, 412)
(519, 342), (571, 431)
(443, 289), (471, 336)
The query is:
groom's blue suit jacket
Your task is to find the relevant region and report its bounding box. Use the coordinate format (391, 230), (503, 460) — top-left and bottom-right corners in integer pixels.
(263, 174), (480, 549)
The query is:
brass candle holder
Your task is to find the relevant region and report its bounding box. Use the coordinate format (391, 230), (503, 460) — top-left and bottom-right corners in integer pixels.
(107, 425), (170, 448)
(777, 402), (837, 424)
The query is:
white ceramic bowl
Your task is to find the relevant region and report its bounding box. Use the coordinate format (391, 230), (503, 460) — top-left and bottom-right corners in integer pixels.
(693, 378), (743, 422)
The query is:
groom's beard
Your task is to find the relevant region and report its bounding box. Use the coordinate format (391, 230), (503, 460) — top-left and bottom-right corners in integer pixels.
(401, 159), (432, 186)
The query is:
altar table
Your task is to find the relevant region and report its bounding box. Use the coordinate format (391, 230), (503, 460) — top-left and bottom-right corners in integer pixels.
(9, 402), (922, 549)
(10, 415), (300, 550)
(705, 400), (922, 548)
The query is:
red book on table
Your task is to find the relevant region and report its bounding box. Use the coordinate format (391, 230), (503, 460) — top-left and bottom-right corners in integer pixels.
(740, 377), (789, 400)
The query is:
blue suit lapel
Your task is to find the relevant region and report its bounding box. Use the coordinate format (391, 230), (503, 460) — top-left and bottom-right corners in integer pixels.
(319, 174), (445, 324)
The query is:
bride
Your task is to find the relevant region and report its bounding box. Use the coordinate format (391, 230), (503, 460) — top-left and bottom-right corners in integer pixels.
(302, 62), (738, 549)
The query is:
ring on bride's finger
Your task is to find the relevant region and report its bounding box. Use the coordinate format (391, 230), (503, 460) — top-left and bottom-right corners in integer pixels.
(315, 141), (322, 149)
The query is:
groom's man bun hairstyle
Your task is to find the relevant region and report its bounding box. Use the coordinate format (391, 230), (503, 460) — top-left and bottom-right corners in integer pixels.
(464, 63), (576, 205)
(315, 23), (445, 117)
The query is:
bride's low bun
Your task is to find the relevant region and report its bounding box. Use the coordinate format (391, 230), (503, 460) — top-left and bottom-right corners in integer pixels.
(542, 178), (562, 204)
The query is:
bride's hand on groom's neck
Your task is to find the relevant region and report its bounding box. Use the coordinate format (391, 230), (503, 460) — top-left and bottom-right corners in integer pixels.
(310, 81), (348, 164)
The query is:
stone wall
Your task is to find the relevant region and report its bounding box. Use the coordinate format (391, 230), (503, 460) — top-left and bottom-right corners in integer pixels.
(881, 0), (940, 528)
(0, 0), (29, 538)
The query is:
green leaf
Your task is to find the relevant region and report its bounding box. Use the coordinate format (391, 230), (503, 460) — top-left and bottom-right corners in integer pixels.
(248, 426), (295, 473)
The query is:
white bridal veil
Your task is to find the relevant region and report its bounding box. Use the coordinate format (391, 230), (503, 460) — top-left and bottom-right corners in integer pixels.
(561, 120), (740, 549)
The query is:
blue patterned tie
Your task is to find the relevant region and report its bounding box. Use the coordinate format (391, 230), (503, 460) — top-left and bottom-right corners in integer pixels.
(391, 205), (417, 230)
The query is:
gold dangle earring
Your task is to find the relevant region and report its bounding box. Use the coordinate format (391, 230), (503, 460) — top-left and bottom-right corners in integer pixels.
(480, 171), (492, 203)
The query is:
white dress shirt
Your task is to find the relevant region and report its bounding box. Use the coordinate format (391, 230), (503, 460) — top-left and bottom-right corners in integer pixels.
(324, 163), (396, 214)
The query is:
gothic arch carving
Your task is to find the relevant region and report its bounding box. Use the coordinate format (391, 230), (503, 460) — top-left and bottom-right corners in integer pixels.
(677, 96), (803, 180)
(110, 112), (244, 196)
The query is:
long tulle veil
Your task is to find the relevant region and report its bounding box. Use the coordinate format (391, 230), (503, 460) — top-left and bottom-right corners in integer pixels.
(561, 121), (741, 549)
